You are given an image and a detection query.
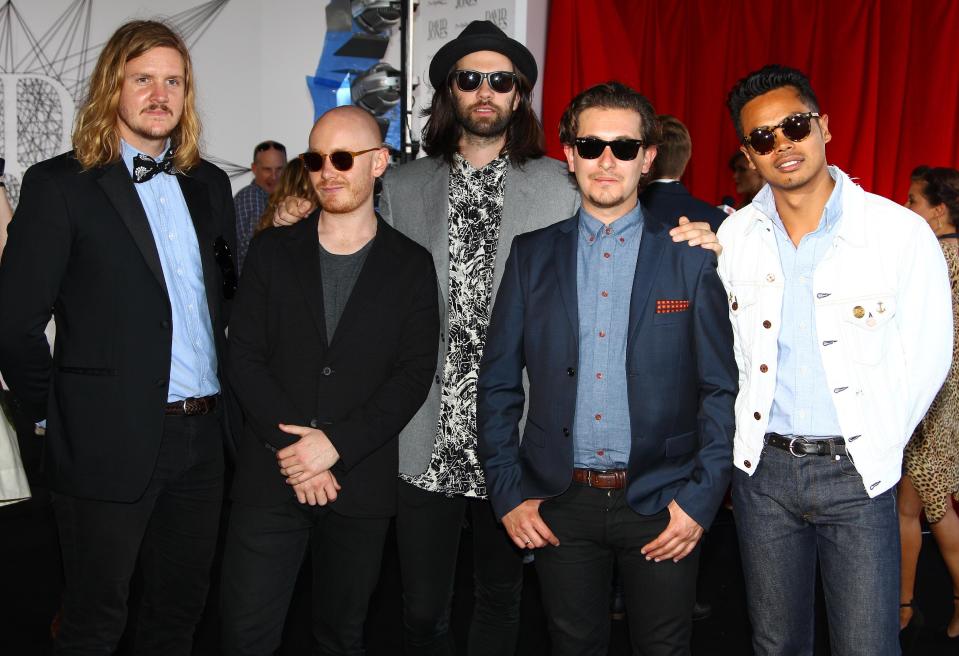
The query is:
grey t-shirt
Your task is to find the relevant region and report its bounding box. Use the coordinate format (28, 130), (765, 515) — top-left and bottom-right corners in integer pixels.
(319, 238), (373, 343)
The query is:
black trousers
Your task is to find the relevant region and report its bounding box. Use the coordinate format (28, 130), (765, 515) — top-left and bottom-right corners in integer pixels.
(220, 498), (390, 656)
(535, 483), (700, 656)
(52, 411), (224, 655)
(395, 480), (523, 656)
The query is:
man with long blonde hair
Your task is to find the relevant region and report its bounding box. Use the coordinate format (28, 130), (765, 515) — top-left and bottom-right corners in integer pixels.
(0, 20), (237, 654)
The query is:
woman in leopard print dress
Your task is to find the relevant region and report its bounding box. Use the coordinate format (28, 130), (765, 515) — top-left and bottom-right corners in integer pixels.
(899, 166), (959, 638)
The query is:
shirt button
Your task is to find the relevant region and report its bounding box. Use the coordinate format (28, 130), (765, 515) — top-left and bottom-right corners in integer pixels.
(604, 227), (612, 235)
(596, 372), (603, 379)
(759, 364), (768, 373)
(766, 273), (776, 283)
(567, 367), (576, 377)
(598, 331), (606, 338)
(322, 366), (333, 376)
(753, 411), (761, 420)
(619, 237), (625, 244)
(563, 427), (570, 436)
(597, 449), (605, 456)
(744, 460), (752, 468)
(594, 414), (602, 421)
(763, 320), (772, 329)
(731, 301), (739, 310)
(588, 236), (595, 243)
(601, 291), (608, 298)
(435, 375), (440, 384)
(603, 252), (611, 259)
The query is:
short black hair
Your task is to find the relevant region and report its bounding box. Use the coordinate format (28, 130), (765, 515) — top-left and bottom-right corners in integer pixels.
(726, 65), (820, 140)
(253, 140), (286, 160)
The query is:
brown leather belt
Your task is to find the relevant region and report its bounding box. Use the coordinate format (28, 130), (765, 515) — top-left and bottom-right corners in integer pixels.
(164, 395), (218, 416)
(572, 468), (627, 489)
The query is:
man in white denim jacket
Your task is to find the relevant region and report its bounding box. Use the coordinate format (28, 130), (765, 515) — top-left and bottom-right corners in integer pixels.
(717, 65), (951, 656)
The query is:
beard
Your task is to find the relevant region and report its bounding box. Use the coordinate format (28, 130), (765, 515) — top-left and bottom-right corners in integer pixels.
(119, 103), (179, 142)
(454, 99), (512, 138)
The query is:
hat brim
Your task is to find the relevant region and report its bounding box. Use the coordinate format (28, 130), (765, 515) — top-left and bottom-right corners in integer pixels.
(428, 33), (537, 90)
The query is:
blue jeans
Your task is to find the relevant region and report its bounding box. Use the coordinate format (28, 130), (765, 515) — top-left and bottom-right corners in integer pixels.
(732, 445), (900, 656)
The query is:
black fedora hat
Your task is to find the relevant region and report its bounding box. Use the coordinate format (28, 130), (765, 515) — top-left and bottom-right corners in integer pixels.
(428, 20), (537, 90)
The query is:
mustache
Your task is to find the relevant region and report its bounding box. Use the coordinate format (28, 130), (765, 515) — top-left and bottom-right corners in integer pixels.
(468, 101), (502, 113)
(141, 104), (172, 115)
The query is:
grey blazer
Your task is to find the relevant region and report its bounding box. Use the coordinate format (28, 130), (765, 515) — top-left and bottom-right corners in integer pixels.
(379, 155), (581, 476)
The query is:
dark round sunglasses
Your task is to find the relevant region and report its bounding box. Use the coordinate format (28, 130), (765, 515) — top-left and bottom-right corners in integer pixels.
(743, 112), (821, 155)
(299, 147), (380, 172)
(451, 69), (518, 94)
(574, 137), (646, 161)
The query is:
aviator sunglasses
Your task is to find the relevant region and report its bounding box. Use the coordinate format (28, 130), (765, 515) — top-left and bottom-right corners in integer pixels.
(742, 112), (821, 155)
(299, 148), (380, 172)
(451, 69), (518, 94)
(574, 137), (646, 161)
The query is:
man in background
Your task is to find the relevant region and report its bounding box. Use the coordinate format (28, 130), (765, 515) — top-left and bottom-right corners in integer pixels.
(728, 150), (764, 208)
(235, 140), (286, 272)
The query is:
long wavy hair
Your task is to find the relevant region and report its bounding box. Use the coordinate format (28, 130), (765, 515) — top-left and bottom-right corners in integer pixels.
(420, 68), (545, 166)
(256, 157), (318, 234)
(72, 20), (201, 171)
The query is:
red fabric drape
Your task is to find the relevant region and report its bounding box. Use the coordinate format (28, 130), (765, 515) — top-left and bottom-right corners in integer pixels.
(542, 0), (959, 206)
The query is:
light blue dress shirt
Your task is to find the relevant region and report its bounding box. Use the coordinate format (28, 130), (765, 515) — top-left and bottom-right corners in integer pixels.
(121, 140), (219, 402)
(756, 168), (844, 437)
(572, 204), (643, 469)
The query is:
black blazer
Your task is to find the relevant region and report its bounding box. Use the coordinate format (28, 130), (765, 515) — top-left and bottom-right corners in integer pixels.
(640, 181), (727, 233)
(228, 213), (439, 517)
(477, 213), (737, 529)
(0, 152), (236, 502)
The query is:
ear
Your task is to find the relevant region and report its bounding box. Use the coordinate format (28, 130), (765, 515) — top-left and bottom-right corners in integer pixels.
(740, 145), (757, 170)
(371, 147), (390, 178)
(563, 143), (576, 173)
(512, 90), (521, 112)
(641, 145), (658, 175)
(818, 113), (831, 144)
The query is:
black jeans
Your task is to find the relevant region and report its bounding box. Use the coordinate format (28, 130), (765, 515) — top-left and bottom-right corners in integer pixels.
(52, 412), (224, 655)
(220, 499), (390, 656)
(395, 480), (523, 656)
(535, 483), (699, 656)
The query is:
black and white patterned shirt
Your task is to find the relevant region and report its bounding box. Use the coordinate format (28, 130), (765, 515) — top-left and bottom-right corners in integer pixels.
(403, 153), (508, 497)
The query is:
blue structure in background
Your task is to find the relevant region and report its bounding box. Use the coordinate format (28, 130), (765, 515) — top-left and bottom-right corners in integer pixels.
(308, 24), (401, 150)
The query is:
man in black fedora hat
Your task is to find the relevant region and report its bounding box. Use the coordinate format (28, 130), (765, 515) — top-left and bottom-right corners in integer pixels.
(276, 19), (720, 655)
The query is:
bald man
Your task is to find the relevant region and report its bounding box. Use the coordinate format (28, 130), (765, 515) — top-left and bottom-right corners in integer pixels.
(220, 106), (440, 655)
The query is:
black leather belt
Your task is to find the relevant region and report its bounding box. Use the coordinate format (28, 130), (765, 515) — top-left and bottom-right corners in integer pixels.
(165, 395), (218, 416)
(765, 432), (846, 457)
(572, 468), (627, 489)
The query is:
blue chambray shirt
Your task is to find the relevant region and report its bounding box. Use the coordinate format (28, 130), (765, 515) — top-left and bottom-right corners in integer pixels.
(121, 140), (220, 402)
(572, 203), (643, 469)
(756, 167), (844, 437)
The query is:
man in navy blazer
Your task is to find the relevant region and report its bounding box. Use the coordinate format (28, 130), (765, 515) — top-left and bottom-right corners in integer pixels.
(477, 83), (737, 655)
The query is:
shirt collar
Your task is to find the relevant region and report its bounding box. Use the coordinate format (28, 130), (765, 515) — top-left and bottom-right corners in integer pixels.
(578, 202), (643, 246)
(452, 152), (509, 175)
(751, 165), (843, 235)
(121, 139), (172, 176)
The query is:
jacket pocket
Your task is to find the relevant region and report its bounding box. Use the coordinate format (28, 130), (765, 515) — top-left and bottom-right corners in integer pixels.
(838, 295), (896, 365)
(522, 418), (546, 448)
(664, 430), (698, 457)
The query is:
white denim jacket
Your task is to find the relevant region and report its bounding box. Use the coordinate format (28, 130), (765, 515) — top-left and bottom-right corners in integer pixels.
(717, 167), (952, 497)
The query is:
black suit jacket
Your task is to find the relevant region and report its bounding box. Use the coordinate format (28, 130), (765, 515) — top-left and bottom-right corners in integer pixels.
(227, 213), (439, 517)
(477, 213), (737, 529)
(0, 151), (236, 502)
(640, 181), (727, 233)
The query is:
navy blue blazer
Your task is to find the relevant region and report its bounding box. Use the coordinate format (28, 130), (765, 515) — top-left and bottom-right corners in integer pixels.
(640, 180), (727, 233)
(476, 209), (737, 529)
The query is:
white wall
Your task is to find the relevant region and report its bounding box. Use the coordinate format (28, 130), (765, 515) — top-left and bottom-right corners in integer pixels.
(9, 0), (549, 196)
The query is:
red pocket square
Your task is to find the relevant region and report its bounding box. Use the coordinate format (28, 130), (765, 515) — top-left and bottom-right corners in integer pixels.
(656, 299), (690, 314)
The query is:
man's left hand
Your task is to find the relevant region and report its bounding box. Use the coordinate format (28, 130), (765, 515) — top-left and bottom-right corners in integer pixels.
(276, 424), (340, 485)
(669, 216), (722, 254)
(641, 500), (704, 563)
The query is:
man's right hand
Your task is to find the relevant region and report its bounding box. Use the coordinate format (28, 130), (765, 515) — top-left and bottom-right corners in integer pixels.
(273, 196), (315, 227)
(502, 499), (560, 549)
(292, 470), (341, 506)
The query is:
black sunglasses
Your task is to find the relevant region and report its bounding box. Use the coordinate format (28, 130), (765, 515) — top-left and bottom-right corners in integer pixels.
(451, 69), (518, 94)
(573, 137), (646, 161)
(743, 112), (821, 155)
(213, 237), (237, 300)
(299, 148), (380, 172)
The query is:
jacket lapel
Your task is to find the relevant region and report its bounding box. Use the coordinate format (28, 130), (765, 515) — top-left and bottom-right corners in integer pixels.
(627, 214), (666, 350)
(97, 162), (168, 297)
(287, 214), (328, 347)
(424, 162), (450, 301)
(177, 173), (220, 325)
(553, 217), (579, 337)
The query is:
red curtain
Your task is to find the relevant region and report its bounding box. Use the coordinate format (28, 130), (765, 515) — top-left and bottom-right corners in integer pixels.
(542, 0), (959, 206)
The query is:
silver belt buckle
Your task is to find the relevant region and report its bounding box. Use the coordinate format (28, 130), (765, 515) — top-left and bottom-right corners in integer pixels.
(788, 437), (808, 458)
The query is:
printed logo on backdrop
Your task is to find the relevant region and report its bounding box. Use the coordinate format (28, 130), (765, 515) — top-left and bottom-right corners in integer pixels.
(0, 0), (243, 207)
(485, 8), (509, 29)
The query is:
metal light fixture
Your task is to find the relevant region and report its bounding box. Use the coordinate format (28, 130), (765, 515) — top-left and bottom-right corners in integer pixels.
(351, 0), (400, 34)
(351, 62), (401, 115)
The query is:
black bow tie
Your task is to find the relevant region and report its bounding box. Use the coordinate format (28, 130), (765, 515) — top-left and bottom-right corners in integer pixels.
(132, 149), (176, 183)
